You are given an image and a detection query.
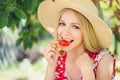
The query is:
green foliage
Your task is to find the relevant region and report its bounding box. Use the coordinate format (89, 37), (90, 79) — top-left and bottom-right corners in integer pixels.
(16, 22), (48, 50)
(0, 0), (25, 29)
(100, 0), (120, 41)
(15, 8), (27, 19)
(0, 0), (47, 50)
(0, 0), (44, 28)
(0, 11), (8, 28)
(116, 61), (120, 73)
(100, 0), (120, 55)
(22, 0), (39, 14)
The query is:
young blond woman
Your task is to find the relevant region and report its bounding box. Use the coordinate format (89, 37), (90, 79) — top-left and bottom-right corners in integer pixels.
(37, 0), (116, 80)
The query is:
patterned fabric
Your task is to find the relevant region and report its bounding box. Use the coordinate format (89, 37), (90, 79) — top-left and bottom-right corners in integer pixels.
(88, 50), (116, 80)
(55, 50), (116, 80)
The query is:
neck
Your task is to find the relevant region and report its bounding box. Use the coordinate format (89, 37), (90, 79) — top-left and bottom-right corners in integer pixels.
(66, 46), (85, 63)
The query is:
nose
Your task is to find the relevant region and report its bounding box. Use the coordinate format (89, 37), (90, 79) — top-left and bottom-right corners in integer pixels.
(61, 27), (70, 37)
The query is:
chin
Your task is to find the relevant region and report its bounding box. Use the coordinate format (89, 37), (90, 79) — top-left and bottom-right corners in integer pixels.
(62, 46), (73, 52)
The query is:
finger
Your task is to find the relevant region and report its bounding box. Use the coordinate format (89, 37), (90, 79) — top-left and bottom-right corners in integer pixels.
(49, 44), (57, 50)
(43, 40), (59, 57)
(44, 47), (56, 56)
(46, 51), (56, 59)
(49, 41), (59, 47)
(43, 44), (56, 56)
(50, 48), (56, 53)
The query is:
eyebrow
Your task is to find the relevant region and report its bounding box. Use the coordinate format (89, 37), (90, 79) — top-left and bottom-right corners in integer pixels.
(59, 20), (80, 25)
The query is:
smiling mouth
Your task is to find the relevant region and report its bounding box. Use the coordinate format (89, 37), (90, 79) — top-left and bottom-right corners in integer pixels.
(59, 39), (74, 46)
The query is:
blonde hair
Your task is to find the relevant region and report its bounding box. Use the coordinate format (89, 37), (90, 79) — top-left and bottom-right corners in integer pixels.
(59, 8), (104, 52)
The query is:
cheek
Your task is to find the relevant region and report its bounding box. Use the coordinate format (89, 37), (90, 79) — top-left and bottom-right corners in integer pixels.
(72, 31), (83, 40)
(57, 27), (62, 36)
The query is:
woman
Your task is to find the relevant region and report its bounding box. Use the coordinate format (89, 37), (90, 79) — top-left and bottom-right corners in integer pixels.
(37, 0), (116, 80)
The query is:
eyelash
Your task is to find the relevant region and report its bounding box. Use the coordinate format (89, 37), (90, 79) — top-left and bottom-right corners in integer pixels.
(59, 22), (65, 26)
(59, 22), (80, 29)
(72, 25), (80, 29)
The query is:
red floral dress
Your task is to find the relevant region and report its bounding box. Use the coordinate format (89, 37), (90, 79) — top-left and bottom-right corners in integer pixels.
(55, 50), (116, 80)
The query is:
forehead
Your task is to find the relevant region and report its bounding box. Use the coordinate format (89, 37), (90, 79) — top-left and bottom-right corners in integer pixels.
(60, 10), (79, 23)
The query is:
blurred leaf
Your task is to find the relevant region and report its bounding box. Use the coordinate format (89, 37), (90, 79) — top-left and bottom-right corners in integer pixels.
(18, 31), (23, 36)
(30, 22), (40, 30)
(116, 0), (120, 4)
(23, 37), (28, 49)
(15, 8), (27, 19)
(31, 0), (39, 13)
(16, 38), (22, 46)
(0, 0), (11, 5)
(23, 0), (39, 13)
(109, 0), (113, 7)
(6, 6), (16, 13)
(0, 4), (6, 9)
(29, 40), (33, 48)
(7, 13), (21, 30)
(22, 35), (33, 49)
(115, 8), (120, 20)
(113, 25), (120, 41)
(31, 36), (38, 42)
(23, 0), (33, 10)
(0, 0), (49, 50)
(0, 11), (8, 29)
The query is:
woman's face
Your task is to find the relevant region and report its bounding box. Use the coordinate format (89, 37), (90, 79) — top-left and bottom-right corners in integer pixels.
(57, 10), (84, 51)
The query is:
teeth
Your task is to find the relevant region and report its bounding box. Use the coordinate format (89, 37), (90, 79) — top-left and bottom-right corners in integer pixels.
(62, 37), (67, 40)
(62, 37), (73, 43)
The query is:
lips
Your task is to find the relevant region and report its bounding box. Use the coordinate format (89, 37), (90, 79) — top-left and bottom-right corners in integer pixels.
(59, 39), (73, 46)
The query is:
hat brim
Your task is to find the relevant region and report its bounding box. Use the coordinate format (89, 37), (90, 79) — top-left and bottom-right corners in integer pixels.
(37, 0), (112, 49)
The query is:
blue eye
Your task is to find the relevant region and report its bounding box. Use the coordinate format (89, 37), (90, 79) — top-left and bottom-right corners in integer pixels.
(72, 25), (80, 29)
(59, 22), (66, 26)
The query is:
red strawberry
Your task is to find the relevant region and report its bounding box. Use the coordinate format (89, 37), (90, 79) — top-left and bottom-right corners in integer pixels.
(59, 40), (69, 46)
(59, 50), (64, 55)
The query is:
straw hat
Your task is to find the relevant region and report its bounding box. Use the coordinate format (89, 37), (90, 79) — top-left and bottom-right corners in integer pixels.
(37, 0), (112, 49)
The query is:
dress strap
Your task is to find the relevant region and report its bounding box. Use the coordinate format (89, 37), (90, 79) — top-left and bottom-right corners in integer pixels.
(93, 50), (116, 79)
(93, 50), (108, 77)
(110, 52), (116, 80)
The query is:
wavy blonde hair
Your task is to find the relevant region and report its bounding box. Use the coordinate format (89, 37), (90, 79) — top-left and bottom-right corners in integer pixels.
(59, 8), (104, 52)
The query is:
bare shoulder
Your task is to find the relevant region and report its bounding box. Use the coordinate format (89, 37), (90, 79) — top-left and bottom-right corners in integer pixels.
(76, 53), (93, 68)
(96, 51), (114, 79)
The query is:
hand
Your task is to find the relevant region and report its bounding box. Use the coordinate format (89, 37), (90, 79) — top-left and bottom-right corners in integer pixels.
(43, 40), (59, 67)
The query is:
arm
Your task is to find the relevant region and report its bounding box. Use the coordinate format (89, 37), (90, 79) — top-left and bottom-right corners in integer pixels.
(76, 53), (95, 80)
(43, 40), (59, 80)
(45, 65), (56, 80)
(96, 53), (114, 80)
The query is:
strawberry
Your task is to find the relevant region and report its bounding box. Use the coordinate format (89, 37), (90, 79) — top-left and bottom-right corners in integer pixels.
(59, 50), (65, 56)
(59, 40), (69, 46)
